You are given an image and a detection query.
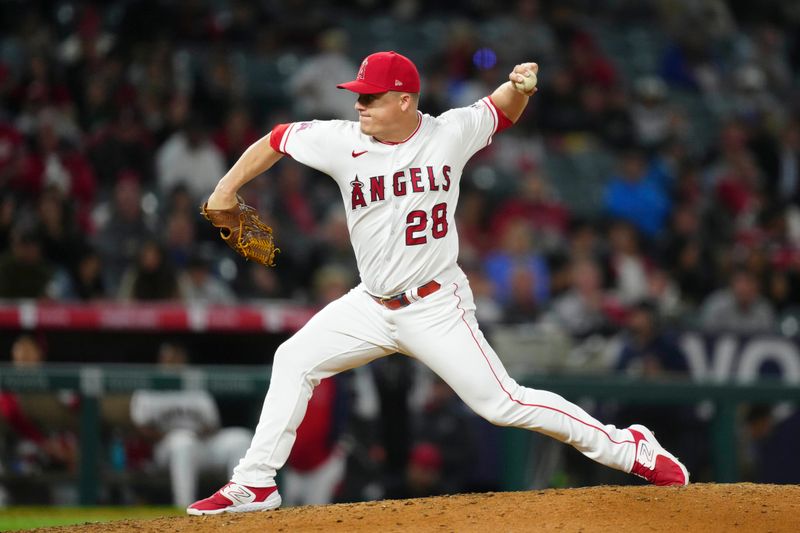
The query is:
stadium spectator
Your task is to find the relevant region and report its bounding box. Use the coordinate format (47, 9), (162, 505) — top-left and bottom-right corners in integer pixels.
(163, 212), (196, 270)
(0, 122), (24, 187)
(700, 267), (776, 333)
(0, 336), (78, 484)
(484, 220), (550, 310)
(129, 343), (253, 507)
(86, 107), (154, 189)
(567, 33), (617, 89)
(500, 266), (541, 324)
(0, 224), (52, 299)
(11, 55), (75, 139)
(615, 300), (688, 377)
(212, 107), (260, 167)
(16, 111), (96, 228)
(51, 245), (106, 301)
(92, 172), (155, 288)
(0, 192), (17, 252)
(287, 29), (358, 120)
(265, 162), (318, 240)
(454, 188), (491, 264)
(118, 239), (183, 301)
(490, 168), (570, 252)
(543, 258), (614, 337)
(180, 251), (236, 304)
(492, 0), (557, 70)
(233, 262), (286, 300)
(383, 442), (445, 499)
(760, 119), (800, 203)
(34, 186), (86, 271)
(714, 150), (763, 220)
(565, 218), (604, 265)
(603, 148), (671, 238)
(659, 207), (714, 307)
(536, 68), (585, 136)
(305, 208), (359, 287)
(606, 221), (649, 305)
(155, 117), (226, 203)
(630, 76), (673, 150)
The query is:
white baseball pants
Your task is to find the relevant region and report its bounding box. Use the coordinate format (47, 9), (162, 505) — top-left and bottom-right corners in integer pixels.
(232, 267), (636, 487)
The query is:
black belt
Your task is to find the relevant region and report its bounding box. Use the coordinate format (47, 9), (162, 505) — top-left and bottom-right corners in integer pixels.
(370, 280), (441, 310)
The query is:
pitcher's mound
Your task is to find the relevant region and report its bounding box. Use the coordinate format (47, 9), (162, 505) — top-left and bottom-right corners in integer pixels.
(34, 483), (800, 533)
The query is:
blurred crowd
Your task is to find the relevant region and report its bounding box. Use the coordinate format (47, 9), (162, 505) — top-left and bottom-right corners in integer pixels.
(2, 0), (800, 504)
(1, 0), (799, 338)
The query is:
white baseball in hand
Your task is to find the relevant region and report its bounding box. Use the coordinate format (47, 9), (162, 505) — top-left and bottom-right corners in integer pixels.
(514, 71), (537, 93)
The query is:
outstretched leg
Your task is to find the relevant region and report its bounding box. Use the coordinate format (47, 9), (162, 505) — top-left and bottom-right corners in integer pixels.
(397, 277), (688, 484)
(188, 287), (396, 514)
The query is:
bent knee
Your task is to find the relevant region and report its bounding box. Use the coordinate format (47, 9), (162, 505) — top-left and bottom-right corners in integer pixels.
(469, 396), (516, 427)
(271, 340), (326, 386)
(272, 341), (293, 368)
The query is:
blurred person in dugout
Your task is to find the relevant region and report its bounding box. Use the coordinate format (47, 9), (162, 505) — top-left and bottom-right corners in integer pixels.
(280, 265), (354, 505)
(384, 442), (446, 499)
(130, 342), (252, 507)
(0, 335), (78, 494)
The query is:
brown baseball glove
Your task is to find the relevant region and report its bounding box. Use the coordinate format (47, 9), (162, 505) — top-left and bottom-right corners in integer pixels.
(200, 195), (280, 267)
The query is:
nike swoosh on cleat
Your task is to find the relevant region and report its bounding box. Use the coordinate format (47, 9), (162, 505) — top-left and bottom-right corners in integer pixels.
(352, 150), (368, 157)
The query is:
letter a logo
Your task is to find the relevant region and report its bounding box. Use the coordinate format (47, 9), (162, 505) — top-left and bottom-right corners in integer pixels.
(357, 59), (368, 80)
(350, 176), (367, 210)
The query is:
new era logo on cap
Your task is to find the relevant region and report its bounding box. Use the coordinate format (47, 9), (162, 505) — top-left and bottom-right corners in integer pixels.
(338, 51), (420, 94)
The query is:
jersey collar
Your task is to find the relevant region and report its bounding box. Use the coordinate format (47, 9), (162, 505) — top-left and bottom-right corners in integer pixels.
(374, 111), (423, 145)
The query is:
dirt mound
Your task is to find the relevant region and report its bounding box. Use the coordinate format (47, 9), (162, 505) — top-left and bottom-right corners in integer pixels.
(30, 483), (800, 533)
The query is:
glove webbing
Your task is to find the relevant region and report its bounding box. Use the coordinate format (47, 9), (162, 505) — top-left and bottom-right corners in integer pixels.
(235, 210), (280, 267)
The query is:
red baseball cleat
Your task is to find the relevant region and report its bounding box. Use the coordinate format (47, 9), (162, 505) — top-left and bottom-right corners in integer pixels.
(186, 482), (282, 515)
(628, 424), (690, 486)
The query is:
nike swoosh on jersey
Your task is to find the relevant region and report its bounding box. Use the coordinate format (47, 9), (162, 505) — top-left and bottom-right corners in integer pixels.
(352, 150), (368, 158)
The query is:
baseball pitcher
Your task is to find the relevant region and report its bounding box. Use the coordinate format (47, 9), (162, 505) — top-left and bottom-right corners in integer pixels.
(189, 51), (688, 515)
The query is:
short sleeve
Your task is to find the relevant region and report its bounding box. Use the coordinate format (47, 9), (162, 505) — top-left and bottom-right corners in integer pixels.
(269, 120), (338, 174)
(437, 96), (513, 158)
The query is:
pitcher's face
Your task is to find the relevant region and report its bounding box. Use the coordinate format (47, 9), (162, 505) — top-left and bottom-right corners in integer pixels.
(354, 91), (408, 137)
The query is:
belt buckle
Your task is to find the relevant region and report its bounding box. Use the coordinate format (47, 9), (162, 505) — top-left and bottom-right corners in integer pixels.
(376, 294), (396, 308)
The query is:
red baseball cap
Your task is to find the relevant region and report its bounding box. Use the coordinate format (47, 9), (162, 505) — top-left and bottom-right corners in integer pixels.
(337, 51), (420, 94)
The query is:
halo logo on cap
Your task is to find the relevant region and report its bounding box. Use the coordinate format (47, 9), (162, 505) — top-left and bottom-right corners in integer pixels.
(337, 51), (420, 94)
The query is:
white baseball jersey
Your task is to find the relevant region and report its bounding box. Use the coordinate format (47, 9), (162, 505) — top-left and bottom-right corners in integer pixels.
(227, 94), (653, 494)
(131, 389), (220, 434)
(270, 96), (511, 296)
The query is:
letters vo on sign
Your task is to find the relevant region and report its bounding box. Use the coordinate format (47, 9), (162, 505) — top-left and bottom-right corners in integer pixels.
(680, 333), (800, 383)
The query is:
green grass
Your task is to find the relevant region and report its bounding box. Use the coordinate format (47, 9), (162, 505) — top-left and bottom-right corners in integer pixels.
(0, 506), (183, 532)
